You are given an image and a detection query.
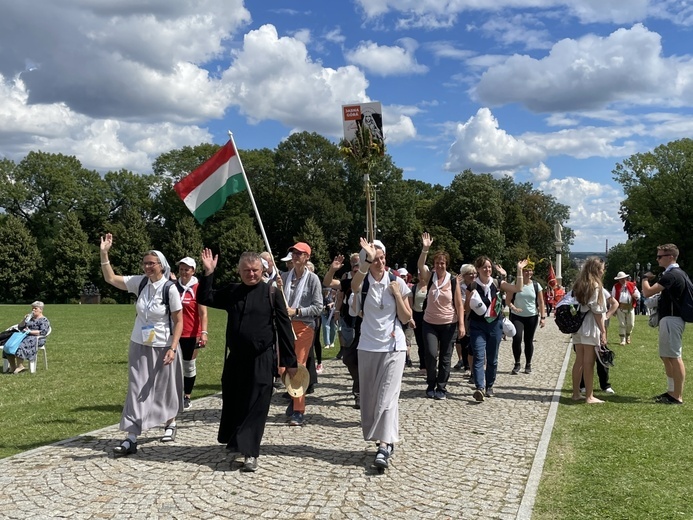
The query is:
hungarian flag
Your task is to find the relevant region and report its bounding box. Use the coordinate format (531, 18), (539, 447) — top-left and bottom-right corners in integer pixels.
(547, 261), (557, 288)
(174, 140), (247, 224)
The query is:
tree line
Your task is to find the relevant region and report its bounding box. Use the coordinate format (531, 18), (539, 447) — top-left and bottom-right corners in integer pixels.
(3, 132), (685, 304)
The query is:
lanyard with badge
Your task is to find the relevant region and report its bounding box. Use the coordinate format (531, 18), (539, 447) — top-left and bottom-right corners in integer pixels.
(141, 282), (158, 345)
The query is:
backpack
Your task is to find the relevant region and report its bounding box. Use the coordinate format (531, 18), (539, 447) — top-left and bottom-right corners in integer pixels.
(672, 268), (693, 323)
(511, 281), (540, 310)
(138, 277), (176, 331)
(422, 272), (458, 312)
(554, 291), (587, 334)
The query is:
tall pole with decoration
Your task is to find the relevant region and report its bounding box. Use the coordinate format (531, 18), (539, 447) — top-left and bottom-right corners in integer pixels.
(554, 221), (564, 287)
(340, 102), (384, 243)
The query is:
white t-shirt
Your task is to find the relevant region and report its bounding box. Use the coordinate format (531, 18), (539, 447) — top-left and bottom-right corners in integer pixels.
(352, 274), (411, 353)
(124, 275), (182, 348)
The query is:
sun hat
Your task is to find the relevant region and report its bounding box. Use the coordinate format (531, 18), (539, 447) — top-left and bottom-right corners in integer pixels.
(502, 317), (517, 337)
(614, 271), (629, 280)
(282, 364), (310, 398)
(178, 257), (196, 270)
(469, 290), (487, 316)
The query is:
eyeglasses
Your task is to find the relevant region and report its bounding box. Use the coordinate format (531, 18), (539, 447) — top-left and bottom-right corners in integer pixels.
(142, 261), (160, 267)
(656, 254), (672, 260)
(291, 251), (305, 257)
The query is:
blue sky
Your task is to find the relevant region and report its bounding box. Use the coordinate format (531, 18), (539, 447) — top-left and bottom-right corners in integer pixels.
(2, 1), (693, 251)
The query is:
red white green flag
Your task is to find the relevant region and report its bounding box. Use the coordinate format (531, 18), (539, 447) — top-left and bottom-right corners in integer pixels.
(174, 140), (247, 224)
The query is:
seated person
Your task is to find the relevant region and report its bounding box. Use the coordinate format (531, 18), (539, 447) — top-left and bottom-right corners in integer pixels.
(2, 301), (50, 374)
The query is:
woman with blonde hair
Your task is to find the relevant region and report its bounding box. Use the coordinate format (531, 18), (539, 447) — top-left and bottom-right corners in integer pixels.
(570, 256), (608, 404)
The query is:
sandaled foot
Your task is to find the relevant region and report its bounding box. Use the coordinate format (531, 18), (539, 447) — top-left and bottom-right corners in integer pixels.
(113, 439), (137, 457)
(161, 424), (177, 442)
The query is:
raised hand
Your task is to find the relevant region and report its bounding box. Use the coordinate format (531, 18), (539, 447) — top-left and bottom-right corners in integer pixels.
(494, 263), (507, 277)
(422, 232), (433, 249)
(331, 255), (345, 270)
(517, 258), (529, 270)
(359, 237), (376, 262)
(100, 233), (113, 252)
(201, 247), (218, 274)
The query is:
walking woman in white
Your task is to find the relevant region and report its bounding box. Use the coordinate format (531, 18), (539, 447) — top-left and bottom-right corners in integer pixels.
(350, 238), (412, 470)
(100, 234), (184, 456)
(611, 271), (640, 345)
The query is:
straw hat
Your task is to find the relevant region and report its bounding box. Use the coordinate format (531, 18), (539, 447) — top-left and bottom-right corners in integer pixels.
(282, 364), (310, 398)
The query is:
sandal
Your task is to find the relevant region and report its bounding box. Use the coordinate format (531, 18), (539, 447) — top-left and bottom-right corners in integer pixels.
(113, 439), (137, 457)
(161, 424), (177, 442)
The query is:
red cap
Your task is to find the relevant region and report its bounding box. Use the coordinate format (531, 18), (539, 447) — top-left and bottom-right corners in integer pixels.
(289, 242), (312, 256)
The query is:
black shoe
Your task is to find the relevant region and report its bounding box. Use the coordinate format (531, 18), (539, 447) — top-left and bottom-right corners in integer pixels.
(281, 392), (291, 400)
(183, 396), (191, 409)
(113, 439), (137, 457)
(405, 358), (413, 368)
(453, 360), (464, 370)
(354, 394), (360, 409)
(434, 389), (447, 400)
(485, 387), (494, 398)
(511, 363), (521, 375)
(524, 364), (532, 374)
(242, 456), (258, 472)
(426, 388), (435, 399)
(656, 393), (683, 405)
(473, 388), (484, 402)
(306, 385), (315, 395)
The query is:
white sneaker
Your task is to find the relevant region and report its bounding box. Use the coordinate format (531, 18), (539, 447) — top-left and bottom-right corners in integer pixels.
(605, 387), (615, 394)
(579, 387), (586, 394)
(620, 338), (626, 345)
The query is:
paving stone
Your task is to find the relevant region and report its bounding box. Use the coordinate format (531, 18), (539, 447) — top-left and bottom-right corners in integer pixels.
(0, 321), (572, 519)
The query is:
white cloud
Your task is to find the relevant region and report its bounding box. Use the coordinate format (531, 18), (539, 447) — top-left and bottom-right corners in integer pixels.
(521, 126), (643, 159)
(474, 24), (693, 113)
(0, 0), (251, 121)
(476, 15), (552, 50)
(354, 0), (652, 28)
(539, 177), (625, 251)
(222, 24), (373, 137)
(530, 162), (552, 181)
(426, 42), (475, 61)
(445, 108), (545, 174)
(344, 38), (428, 76)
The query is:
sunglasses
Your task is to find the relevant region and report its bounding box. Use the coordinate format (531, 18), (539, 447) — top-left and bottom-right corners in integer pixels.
(656, 254), (672, 259)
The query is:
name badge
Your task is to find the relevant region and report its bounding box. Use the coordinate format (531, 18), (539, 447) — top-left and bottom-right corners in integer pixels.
(141, 324), (155, 345)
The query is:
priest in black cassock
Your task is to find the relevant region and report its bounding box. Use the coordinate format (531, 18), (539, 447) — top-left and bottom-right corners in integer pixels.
(198, 249), (297, 472)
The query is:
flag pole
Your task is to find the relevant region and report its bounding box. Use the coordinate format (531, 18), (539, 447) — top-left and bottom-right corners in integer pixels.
(227, 131), (273, 259)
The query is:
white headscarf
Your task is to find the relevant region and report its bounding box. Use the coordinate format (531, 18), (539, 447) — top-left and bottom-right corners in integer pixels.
(151, 250), (171, 280)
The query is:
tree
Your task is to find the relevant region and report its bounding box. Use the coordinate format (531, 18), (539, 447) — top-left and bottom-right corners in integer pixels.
(0, 215), (41, 302)
(613, 138), (693, 271)
(295, 217), (330, 275)
(215, 215), (264, 285)
(45, 213), (92, 302)
(166, 216), (204, 268)
(105, 208), (152, 302)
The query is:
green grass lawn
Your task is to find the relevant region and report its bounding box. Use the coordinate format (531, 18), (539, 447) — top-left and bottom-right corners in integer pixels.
(533, 316), (693, 519)
(0, 304), (339, 459)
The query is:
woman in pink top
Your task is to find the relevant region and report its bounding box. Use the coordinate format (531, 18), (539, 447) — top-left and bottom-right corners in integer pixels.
(417, 233), (464, 400)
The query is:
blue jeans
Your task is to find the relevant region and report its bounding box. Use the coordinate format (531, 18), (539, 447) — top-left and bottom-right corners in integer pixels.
(469, 318), (503, 390)
(321, 312), (336, 346)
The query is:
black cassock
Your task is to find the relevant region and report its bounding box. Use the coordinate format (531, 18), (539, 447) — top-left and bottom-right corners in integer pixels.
(198, 274), (296, 457)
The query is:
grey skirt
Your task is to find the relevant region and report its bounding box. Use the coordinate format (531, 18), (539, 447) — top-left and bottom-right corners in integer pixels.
(120, 341), (184, 435)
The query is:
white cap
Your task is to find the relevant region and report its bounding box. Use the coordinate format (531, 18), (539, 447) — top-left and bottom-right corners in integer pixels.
(178, 257), (196, 270)
(397, 267), (408, 277)
(280, 252), (293, 262)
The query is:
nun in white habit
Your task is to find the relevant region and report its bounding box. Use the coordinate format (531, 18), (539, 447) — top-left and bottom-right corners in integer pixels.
(100, 234), (184, 457)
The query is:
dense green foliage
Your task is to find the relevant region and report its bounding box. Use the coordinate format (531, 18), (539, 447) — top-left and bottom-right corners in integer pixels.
(611, 138), (693, 275)
(1, 132), (572, 303)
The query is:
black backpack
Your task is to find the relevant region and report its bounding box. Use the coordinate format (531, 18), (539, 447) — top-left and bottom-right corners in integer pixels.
(672, 268), (693, 323)
(138, 277), (176, 331)
(554, 291), (587, 334)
